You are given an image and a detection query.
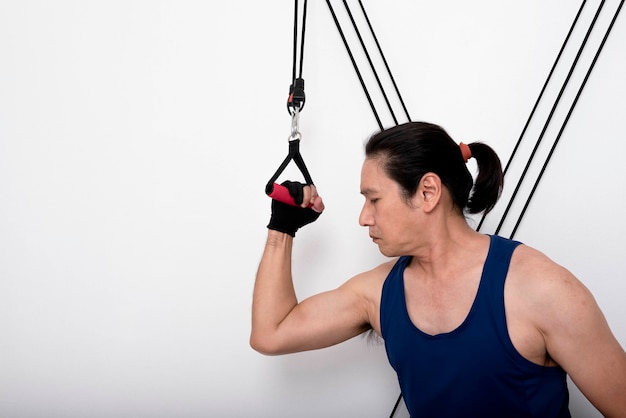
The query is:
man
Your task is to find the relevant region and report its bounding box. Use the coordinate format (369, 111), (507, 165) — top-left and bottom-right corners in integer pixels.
(250, 121), (626, 417)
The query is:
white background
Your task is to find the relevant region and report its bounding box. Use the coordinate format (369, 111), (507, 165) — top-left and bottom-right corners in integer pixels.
(1, 1), (624, 417)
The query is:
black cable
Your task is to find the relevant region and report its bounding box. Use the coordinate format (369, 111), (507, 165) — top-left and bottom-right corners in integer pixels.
(476, 0), (587, 232)
(493, 0), (606, 236)
(291, 0), (308, 82)
(299, 0), (308, 79)
(504, 1), (587, 178)
(342, 0), (398, 125)
(358, 0), (411, 123)
(326, 0), (383, 129)
(292, 0), (299, 83)
(389, 392), (403, 418)
(510, 0), (624, 240)
(288, 0), (308, 113)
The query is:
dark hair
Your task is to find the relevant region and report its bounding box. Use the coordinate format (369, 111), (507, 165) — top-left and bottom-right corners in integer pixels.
(364, 121), (503, 214)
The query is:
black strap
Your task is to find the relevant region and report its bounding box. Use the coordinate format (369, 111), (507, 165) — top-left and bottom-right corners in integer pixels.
(476, 0), (588, 232)
(266, 139), (314, 195)
(357, 0), (411, 123)
(491, 0), (607, 237)
(288, 0), (308, 114)
(267, 0), (314, 195)
(342, 0), (398, 125)
(388, 392), (403, 418)
(509, 0), (623, 239)
(326, 0), (382, 129)
(326, 0), (411, 130)
(504, 1), (587, 179)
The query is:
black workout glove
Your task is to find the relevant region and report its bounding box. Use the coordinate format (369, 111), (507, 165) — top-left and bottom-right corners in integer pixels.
(267, 181), (322, 237)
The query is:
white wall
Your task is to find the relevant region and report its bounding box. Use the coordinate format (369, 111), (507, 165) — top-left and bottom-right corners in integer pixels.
(0, 1), (624, 417)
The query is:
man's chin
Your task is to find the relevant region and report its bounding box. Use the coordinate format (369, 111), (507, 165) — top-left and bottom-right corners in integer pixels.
(376, 244), (397, 258)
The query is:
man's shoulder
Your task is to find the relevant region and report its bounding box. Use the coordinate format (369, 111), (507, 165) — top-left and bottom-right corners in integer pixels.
(343, 260), (397, 310)
(508, 243), (586, 306)
(510, 244), (572, 280)
(347, 258), (398, 289)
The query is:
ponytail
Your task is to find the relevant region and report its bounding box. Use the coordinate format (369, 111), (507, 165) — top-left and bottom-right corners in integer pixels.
(465, 142), (503, 214)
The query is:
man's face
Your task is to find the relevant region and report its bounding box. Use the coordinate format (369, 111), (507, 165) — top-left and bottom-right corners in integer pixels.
(359, 158), (423, 257)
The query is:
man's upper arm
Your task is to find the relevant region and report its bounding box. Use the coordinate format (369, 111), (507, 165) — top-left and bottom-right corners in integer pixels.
(267, 264), (389, 355)
(534, 261), (626, 416)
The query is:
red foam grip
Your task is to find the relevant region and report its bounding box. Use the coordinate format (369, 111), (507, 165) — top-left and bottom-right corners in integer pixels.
(267, 183), (313, 208)
(268, 183), (297, 206)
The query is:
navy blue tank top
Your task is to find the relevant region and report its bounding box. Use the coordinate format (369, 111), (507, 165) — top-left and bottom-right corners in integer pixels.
(380, 235), (570, 418)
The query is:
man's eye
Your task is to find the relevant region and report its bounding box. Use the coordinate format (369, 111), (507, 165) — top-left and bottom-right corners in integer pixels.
(370, 198), (379, 204)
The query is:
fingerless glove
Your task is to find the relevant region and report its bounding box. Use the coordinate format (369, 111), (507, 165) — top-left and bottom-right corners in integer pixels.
(267, 181), (321, 237)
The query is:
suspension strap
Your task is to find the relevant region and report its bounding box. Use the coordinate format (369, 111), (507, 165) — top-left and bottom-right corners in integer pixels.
(474, 0), (622, 240)
(326, 0), (382, 129)
(357, 0), (411, 123)
(493, 0), (604, 237)
(266, 0), (315, 207)
(507, 0), (623, 239)
(476, 0), (588, 232)
(287, 0), (308, 114)
(326, 0), (411, 130)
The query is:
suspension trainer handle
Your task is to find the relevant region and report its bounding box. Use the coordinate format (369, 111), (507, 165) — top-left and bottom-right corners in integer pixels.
(267, 0), (313, 207)
(265, 138), (315, 207)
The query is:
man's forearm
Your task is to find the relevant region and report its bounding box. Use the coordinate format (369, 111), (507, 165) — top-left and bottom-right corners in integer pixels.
(250, 230), (298, 354)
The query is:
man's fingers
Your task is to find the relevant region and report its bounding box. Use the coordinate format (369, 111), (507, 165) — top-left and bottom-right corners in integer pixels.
(301, 184), (319, 208)
(306, 185), (324, 212)
(312, 195), (325, 213)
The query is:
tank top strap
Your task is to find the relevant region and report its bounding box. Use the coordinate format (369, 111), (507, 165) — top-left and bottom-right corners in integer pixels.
(483, 235), (521, 284)
(478, 234), (522, 350)
(380, 255), (411, 341)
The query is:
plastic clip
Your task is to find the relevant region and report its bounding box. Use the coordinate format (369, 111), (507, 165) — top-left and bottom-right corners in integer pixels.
(287, 78), (305, 114)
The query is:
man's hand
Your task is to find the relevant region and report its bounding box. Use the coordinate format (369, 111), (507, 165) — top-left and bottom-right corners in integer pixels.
(267, 181), (324, 237)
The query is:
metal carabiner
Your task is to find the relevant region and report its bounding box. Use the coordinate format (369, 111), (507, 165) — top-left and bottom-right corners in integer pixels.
(289, 108), (301, 141)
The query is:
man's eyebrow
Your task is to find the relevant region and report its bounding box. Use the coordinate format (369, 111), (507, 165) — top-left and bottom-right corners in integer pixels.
(360, 187), (378, 196)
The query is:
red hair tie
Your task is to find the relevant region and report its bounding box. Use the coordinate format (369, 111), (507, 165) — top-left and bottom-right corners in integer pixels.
(459, 142), (472, 163)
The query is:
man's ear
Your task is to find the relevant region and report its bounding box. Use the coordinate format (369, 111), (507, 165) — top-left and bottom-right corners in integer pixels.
(417, 173), (442, 213)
